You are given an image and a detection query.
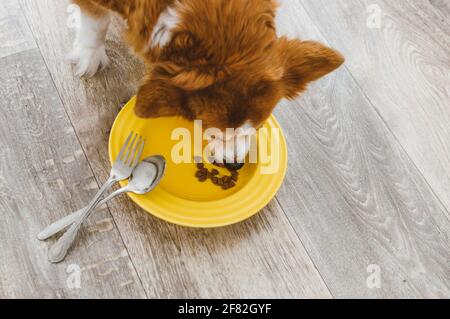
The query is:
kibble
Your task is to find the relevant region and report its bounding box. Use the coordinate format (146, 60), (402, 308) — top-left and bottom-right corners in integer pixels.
(194, 161), (243, 190)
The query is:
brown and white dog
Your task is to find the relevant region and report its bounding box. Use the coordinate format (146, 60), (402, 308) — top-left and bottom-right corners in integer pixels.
(70, 0), (344, 163)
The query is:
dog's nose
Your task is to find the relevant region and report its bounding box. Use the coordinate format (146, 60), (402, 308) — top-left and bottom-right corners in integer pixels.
(224, 162), (245, 170)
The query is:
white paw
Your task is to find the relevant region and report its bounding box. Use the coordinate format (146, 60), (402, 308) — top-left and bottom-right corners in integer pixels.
(68, 44), (109, 78)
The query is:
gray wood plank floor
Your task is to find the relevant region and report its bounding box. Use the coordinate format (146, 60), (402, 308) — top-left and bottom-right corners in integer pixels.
(0, 0), (36, 58)
(0, 50), (146, 298)
(298, 0), (450, 211)
(0, 0), (448, 298)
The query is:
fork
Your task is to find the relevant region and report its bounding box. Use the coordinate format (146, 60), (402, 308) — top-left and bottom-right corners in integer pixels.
(47, 132), (145, 263)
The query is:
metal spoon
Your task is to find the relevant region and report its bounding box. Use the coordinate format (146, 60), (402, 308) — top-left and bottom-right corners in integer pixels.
(38, 155), (166, 241)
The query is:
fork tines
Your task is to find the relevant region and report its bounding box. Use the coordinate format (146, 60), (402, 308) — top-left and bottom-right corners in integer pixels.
(117, 132), (145, 168)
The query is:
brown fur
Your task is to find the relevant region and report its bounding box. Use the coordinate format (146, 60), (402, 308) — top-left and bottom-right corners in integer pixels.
(73, 0), (344, 130)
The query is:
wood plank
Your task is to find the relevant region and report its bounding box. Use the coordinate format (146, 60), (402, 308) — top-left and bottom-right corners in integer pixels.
(0, 49), (146, 298)
(0, 0), (36, 58)
(273, 0), (450, 298)
(296, 0), (450, 212)
(20, 0), (332, 298)
(108, 197), (332, 298)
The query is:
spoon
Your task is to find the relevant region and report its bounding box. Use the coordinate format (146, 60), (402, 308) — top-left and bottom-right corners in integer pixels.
(38, 155), (166, 241)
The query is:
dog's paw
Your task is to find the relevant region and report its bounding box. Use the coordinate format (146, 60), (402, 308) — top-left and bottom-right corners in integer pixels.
(68, 44), (109, 78)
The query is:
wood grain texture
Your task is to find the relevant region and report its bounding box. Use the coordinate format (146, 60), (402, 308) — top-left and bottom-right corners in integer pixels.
(274, 0), (450, 298)
(0, 0), (36, 58)
(3, 0), (448, 299)
(19, 0), (332, 299)
(297, 0), (450, 212)
(0, 49), (146, 298)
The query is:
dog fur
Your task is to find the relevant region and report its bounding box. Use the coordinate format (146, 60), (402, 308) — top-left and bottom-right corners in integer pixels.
(71, 0), (344, 160)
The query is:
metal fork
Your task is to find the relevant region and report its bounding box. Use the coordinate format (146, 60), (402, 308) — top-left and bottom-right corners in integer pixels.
(47, 132), (145, 263)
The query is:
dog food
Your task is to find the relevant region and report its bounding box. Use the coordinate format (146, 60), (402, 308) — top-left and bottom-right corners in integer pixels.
(195, 162), (242, 190)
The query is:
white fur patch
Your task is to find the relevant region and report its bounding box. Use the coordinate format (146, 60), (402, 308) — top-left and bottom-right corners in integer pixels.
(149, 5), (181, 49)
(68, 11), (110, 77)
(211, 122), (257, 163)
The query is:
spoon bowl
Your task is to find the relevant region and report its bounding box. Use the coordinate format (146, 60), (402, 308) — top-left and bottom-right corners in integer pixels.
(127, 155), (166, 195)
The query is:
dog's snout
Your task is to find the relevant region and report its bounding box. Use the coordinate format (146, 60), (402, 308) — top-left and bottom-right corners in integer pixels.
(208, 134), (251, 165)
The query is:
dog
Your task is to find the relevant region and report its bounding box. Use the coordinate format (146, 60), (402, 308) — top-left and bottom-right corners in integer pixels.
(70, 0), (344, 163)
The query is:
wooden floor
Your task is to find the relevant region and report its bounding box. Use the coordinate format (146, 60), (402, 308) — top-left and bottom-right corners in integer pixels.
(0, 0), (448, 298)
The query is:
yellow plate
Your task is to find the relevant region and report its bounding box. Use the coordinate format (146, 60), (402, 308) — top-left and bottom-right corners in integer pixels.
(109, 97), (287, 228)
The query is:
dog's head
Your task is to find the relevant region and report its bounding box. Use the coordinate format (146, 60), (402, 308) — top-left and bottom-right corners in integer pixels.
(135, 0), (344, 161)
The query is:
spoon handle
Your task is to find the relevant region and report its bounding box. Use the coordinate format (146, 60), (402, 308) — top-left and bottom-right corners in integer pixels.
(47, 177), (117, 263)
(37, 187), (126, 241)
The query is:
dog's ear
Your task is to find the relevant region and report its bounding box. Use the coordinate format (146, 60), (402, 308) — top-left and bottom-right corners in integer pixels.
(279, 38), (345, 99)
(135, 78), (186, 118)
